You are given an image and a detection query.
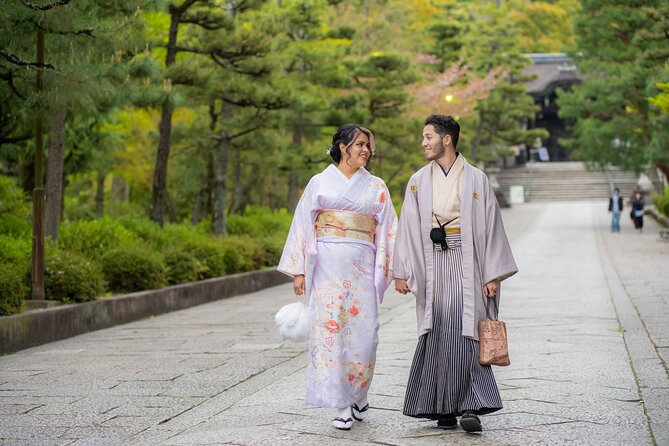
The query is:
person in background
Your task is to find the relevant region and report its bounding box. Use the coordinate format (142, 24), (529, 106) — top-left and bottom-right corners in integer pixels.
(277, 124), (398, 431)
(631, 192), (644, 233)
(608, 187), (623, 233)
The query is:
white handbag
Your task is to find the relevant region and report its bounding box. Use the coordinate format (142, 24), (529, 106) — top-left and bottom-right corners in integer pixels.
(275, 302), (310, 342)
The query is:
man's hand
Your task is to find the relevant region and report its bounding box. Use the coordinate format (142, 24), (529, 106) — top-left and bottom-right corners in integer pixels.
(484, 279), (500, 297)
(395, 278), (410, 295)
(293, 274), (305, 296)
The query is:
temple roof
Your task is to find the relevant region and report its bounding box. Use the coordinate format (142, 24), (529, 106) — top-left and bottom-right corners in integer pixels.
(523, 53), (583, 97)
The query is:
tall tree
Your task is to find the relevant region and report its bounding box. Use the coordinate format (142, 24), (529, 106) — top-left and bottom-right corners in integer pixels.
(458, 1), (547, 162)
(558, 0), (669, 176)
(149, 0), (231, 226)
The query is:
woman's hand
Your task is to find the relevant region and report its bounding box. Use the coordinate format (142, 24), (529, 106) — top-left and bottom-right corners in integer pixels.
(484, 279), (499, 297)
(293, 274), (305, 296)
(395, 278), (410, 295)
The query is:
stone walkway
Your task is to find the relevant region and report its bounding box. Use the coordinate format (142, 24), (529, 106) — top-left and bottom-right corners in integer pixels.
(0, 202), (667, 445)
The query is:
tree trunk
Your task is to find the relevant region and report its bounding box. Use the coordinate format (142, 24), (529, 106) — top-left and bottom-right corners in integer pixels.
(212, 106), (231, 236)
(191, 176), (206, 225)
(288, 110), (303, 211)
(230, 156), (243, 214)
(150, 9), (181, 226)
(95, 171), (105, 218)
(269, 171), (278, 210)
(31, 25), (46, 300)
(112, 176), (128, 202)
(45, 107), (66, 240)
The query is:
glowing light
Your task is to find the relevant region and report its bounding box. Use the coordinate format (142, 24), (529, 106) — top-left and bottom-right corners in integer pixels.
(444, 94), (454, 103)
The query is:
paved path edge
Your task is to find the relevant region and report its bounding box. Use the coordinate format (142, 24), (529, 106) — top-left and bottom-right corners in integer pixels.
(0, 269), (290, 356)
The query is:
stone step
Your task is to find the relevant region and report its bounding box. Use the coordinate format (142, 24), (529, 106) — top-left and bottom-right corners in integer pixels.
(491, 162), (665, 203)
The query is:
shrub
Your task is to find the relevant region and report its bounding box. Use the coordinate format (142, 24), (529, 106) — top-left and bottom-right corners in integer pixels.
(653, 187), (669, 218)
(0, 236), (30, 315)
(219, 236), (265, 273)
(118, 216), (170, 249)
(100, 245), (167, 293)
(0, 264), (27, 315)
(59, 217), (139, 260)
(260, 236), (285, 267)
(179, 238), (226, 279)
(44, 250), (105, 303)
(0, 175), (31, 236)
(226, 206), (292, 238)
(0, 235), (31, 265)
(164, 249), (206, 285)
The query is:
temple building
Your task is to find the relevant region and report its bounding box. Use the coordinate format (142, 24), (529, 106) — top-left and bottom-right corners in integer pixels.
(523, 53), (583, 162)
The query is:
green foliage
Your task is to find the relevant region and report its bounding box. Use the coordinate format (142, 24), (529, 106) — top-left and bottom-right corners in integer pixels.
(260, 236), (285, 267)
(0, 235), (31, 315)
(164, 249), (207, 285)
(178, 238), (227, 279)
(226, 206), (292, 238)
(118, 216), (171, 249)
(0, 176), (31, 236)
(0, 234), (31, 266)
(557, 1), (669, 173)
(45, 250), (105, 303)
(653, 187), (669, 218)
(0, 264), (27, 316)
(100, 245), (167, 293)
(59, 217), (139, 259)
(220, 236), (266, 273)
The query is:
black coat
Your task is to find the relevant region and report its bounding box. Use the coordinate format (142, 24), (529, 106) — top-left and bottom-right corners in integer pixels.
(608, 196), (623, 212)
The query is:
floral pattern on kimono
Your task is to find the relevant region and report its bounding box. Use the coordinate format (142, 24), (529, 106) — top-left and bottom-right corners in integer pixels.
(278, 165), (398, 408)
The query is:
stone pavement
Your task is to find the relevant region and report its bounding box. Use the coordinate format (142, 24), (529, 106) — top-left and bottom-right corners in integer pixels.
(0, 202), (667, 446)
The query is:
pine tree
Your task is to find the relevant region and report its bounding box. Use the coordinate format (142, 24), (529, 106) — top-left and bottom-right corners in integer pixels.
(458, 1), (547, 162)
(557, 0), (668, 176)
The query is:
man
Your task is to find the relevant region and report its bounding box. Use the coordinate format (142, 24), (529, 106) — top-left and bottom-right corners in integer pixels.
(608, 187), (623, 233)
(394, 115), (518, 432)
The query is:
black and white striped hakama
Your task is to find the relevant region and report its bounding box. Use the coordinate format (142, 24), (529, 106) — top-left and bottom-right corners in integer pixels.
(403, 233), (502, 419)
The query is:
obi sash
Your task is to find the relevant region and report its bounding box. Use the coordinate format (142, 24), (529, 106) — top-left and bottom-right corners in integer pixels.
(315, 210), (376, 244)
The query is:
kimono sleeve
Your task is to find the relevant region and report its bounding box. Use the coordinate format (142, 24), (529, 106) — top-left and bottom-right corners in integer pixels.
(482, 178), (518, 284)
(373, 182), (398, 303)
(393, 181), (418, 281)
(277, 178), (317, 277)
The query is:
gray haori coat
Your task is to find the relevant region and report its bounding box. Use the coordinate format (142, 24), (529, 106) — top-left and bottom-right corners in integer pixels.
(394, 158), (518, 341)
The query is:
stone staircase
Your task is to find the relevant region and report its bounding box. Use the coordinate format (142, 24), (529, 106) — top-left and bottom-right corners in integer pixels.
(494, 162), (665, 203)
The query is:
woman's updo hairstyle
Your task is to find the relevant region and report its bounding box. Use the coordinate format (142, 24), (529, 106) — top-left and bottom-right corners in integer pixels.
(328, 123), (376, 164)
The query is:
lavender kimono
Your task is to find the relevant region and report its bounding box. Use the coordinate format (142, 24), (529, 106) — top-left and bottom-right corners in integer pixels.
(278, 165), (397, 408)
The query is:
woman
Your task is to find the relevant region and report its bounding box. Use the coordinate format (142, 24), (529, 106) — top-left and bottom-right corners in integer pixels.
(278, 124), (397, 430)
(631, 192), (644, 232)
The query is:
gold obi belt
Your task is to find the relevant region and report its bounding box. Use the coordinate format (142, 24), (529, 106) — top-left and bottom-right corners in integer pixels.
(315, 210), (376, 244)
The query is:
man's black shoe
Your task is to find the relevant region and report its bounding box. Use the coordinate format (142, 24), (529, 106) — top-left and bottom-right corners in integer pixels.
(436, 415), (457, 430)
(459, 411), (482, 432)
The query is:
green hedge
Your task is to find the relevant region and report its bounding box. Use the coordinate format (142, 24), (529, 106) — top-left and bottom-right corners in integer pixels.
(227, 206), (292, 238)
(100, 245), (167, 293)
(59, 217), (139, 259)
(165, 249), (206, 284)
(653, 187), (669, 218)
(45, 250), (105, 302)
(0, 191), (292, 315)
(179, 237), (227, 279)
(0, 176), (31, 236)
(0, 264), (27, 315)
(0, 236), (31, 315)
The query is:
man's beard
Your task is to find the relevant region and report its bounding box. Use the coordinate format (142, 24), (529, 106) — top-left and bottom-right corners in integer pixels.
(426, 140), (446, 161)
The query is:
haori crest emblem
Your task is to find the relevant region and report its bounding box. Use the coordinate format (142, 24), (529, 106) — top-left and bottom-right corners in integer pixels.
(410, 184), (418, 193)
(473, 192), (479, 200)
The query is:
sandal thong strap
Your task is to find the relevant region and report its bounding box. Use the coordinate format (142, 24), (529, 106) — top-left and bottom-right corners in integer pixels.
(352, 403), (369, 413)
(334, 417), (353, 423)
